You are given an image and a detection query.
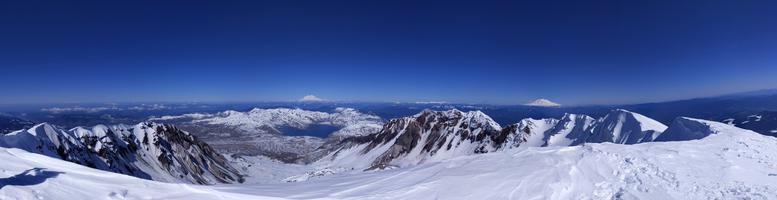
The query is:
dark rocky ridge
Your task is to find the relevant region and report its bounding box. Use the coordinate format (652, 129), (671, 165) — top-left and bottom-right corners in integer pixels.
(0, 122), (243, 184)
(324, 110), (516, 170)
(317, 109), (678, 171)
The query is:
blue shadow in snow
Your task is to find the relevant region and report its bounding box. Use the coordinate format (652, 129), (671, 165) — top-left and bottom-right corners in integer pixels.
(0, 168), (63, 189)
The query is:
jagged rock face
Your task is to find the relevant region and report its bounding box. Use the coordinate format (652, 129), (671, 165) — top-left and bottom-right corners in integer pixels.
(543, 114), (595, 146)
(497, 114), (596, 148)
(586, 109), (667, 144)
(318, 109), (672, 171)
(0, 122), (243, 185)
(507, 111), (664, 147)
(503, 118), (560, 148)
(0, 123), (117, 174)
(150, 107), (383, 163)
(321, 109), (514, 170)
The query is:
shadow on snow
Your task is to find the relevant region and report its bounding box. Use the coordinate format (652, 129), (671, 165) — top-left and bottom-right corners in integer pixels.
(0, 168), (63, 189)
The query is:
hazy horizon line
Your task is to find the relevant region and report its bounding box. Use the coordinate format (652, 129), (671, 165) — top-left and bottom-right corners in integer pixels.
(1, 88), (775, 107)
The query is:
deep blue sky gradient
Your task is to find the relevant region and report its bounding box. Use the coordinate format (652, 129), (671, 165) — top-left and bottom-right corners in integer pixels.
(2, 1), (777, 105)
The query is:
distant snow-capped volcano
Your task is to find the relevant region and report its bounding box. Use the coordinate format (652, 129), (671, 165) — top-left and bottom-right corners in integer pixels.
(299, 95), (325, 102)
(525, 99), (561, 107)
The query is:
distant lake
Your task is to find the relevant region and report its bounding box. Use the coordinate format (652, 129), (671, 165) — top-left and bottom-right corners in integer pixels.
(278, 124), (340, 138)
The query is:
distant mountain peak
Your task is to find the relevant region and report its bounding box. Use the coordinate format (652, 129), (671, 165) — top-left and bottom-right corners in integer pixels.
(299, 95), (325, 102)
(525, 99), (561, 107)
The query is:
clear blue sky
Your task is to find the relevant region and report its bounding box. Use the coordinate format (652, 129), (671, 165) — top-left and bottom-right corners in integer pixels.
(2, 1), (776, 105)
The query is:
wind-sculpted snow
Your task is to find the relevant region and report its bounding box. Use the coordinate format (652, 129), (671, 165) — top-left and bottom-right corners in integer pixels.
(2, 117), (776, 200)
(0, 122), (243, 184)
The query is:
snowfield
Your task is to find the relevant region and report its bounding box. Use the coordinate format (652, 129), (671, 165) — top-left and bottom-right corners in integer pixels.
(1, 118), (776, 199)
(306, 109), (674, 173)
(149, 107), (384, 163)
(0, 147), (265, 200)
(151, 107), (383, 136)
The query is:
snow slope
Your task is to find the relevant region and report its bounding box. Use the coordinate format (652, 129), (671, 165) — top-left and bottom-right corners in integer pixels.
(656, 117), (736, 141)
(0, 122), (242, 184)
(587, 109), (668, 144)
(221, 118), (777, 199)
(0, 147), (263, 200)
(544, 113), (596, 146)
(509, 118), (560, 147)
(314, 109), (506, 170)
(313, 109), (669, 172)
(2, 118), (776, 199)
(227, 154), (313, 184)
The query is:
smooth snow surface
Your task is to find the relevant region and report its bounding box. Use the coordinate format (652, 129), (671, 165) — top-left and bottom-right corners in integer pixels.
(227, 154), (313, 184)
(0, 147), (264, 200)
(3, 118), (776, 200)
